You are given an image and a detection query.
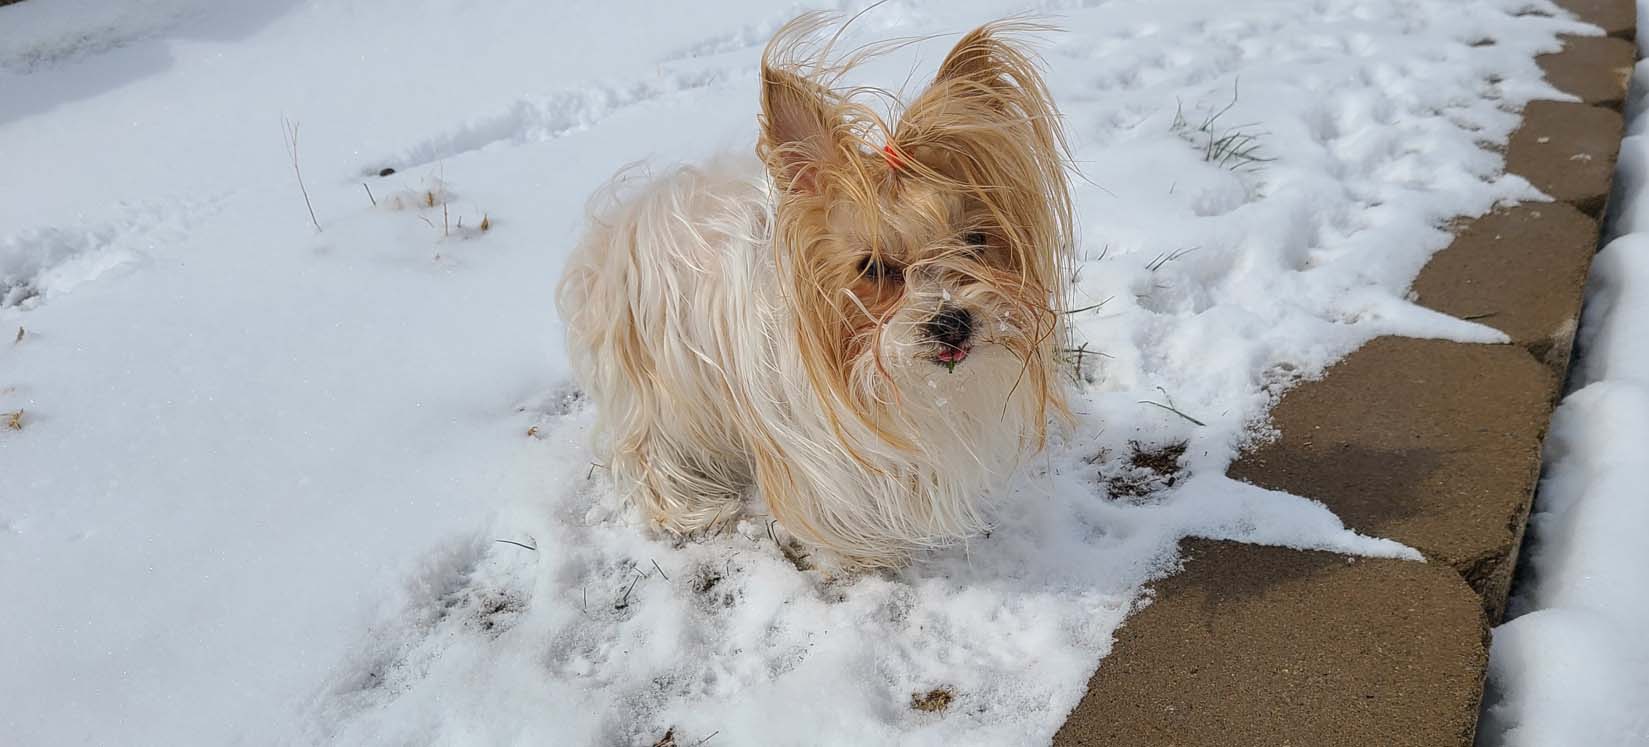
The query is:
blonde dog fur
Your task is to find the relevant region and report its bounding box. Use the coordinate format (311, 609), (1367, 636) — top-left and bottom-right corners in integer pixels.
(557, 16), (1073, 567)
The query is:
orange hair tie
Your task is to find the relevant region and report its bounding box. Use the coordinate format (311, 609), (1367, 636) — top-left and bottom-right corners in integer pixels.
(881, 144), (906, 171)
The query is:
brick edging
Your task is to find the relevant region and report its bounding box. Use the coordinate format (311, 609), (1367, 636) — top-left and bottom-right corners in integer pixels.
(1055, 3), (1636, 744)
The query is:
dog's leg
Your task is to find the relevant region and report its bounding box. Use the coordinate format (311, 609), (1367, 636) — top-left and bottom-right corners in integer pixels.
(613, 435), (748, 536)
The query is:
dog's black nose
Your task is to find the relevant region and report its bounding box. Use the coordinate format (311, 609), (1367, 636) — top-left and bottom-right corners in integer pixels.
(924, 306), (974, 349)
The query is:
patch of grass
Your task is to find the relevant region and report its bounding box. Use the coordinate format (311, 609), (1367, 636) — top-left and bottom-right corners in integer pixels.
(1170, 80), (1275, 172)
(376, 175), (494, 242)
(1101, 440), (1189, 500)
(911, 687), (955, 713)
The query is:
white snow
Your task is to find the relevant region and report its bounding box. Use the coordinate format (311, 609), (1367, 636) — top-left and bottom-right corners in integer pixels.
(1479, 9), (1649, 742)
(0, 1), (1585, 744)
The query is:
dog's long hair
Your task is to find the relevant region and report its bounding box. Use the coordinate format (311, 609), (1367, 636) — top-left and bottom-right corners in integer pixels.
(558, 15), (1073, 566)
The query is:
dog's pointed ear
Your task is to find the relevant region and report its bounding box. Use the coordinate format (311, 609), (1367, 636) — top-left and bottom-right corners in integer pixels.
(904, 25), (1025, 127)
(892, 25), (1062, 178)
(892, 26), (1022, 176)
(759, 66), (842, 195)
(931, 26), (1013, 103)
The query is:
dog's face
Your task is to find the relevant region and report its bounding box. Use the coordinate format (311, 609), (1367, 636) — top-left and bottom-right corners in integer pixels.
(824, 175), (1012, 370)
(757, 24), (1074, 445)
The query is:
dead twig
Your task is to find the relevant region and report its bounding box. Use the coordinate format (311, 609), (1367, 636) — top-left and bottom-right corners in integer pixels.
(1139, 387), (1206, 426)
(615, 574), (642, 610)
(495, 539), (537, 552)
(1065, 342), (1091, 385)
(1139, 400), (1204, 426)
(361, 182), (377, 206)
(281, 117), (322, 232)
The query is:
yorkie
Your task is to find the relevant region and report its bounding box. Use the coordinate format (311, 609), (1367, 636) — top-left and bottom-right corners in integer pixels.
(558, 16), (1074, 567)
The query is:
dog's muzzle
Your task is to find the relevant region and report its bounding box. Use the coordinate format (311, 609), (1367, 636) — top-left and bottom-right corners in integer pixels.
(925, 305), (974, 365)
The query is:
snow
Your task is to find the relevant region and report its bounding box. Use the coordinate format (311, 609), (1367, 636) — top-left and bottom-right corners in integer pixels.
(1479, 11), (1649, 742)
(0, 1), (1584, 744)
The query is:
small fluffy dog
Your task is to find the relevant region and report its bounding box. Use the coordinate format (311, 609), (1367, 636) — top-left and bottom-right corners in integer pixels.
(557, 17), (1073, 567)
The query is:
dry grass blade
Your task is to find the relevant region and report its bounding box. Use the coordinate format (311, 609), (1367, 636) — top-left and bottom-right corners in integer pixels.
(1146, 247), (1198, 272)
(1206, 129), (1275, 171)
(1066, 296), (1114, 315)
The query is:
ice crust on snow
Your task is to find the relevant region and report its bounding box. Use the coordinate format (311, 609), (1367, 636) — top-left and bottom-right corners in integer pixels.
(0, 0), (1587, 744)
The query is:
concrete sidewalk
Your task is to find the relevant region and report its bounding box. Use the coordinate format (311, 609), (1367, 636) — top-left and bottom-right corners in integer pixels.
(1055, 2), (1635, 744)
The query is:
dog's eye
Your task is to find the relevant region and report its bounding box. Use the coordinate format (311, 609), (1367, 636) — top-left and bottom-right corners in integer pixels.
(963, 231), (989, 252)
(857, 255), (902, 282)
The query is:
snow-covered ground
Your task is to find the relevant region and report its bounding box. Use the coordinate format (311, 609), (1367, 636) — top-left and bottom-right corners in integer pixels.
(1480, 6), (1649, 745)
(0, 1), (1586, 744)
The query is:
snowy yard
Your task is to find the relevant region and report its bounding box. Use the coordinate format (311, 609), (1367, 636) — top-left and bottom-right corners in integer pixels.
(0, 0), (1600, 744)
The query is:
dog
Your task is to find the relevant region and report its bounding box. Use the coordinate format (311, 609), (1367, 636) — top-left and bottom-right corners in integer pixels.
(557, 16), (1074, 567)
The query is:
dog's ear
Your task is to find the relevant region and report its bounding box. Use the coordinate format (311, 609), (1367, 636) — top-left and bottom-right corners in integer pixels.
(930, 26), (1017, 107)
(892, 25), (1058, 177)
(759, 66), (842, 195)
